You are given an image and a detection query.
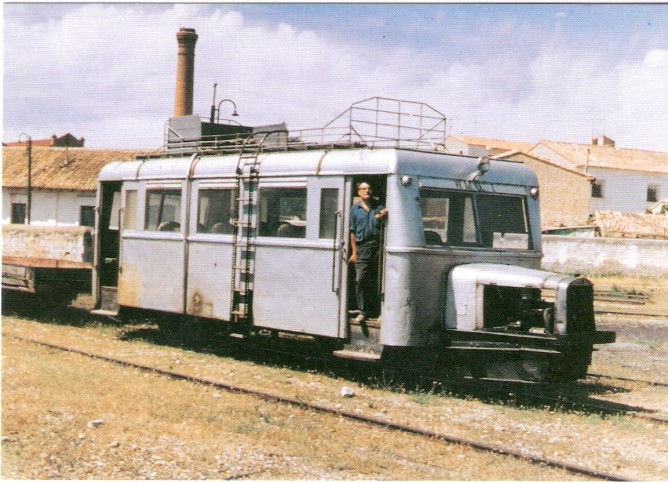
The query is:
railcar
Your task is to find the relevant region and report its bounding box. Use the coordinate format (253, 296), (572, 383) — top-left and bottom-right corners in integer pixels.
(92, 98), (614, 382)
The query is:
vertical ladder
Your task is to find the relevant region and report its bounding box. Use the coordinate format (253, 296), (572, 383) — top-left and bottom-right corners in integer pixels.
(229, 131), (281, 329)
(230, 138), (261, 328)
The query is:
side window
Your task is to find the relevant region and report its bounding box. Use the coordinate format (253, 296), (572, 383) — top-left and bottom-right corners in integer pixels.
(259, 188), (307, 238)
(319, 188), (339, 239)
(145, 189), (182, 232)
(11, 203), (26, 224)
(421, 193), (449, 244)
(647, 184), (659, 203)
(197, 189), (235, 234)
(122, 191), (137, 231)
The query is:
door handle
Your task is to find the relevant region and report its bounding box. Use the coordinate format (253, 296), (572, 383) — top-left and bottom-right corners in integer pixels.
(331, 210), (342, 293)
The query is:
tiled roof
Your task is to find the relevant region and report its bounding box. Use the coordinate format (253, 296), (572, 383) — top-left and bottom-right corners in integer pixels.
(2, 147), (161, 191)
(493, 150), (596, 180)
(449, 135), (536, 153)
(532, 140), (668, 175)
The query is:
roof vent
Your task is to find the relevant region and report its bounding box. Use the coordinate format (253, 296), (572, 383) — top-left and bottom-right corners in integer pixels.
(592, 135), (615, 147)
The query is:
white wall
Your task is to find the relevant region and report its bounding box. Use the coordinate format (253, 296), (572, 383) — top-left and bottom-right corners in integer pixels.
(542, 235), (668, 277)
(587, 167), (668, 214)
(2, 190), (96, 226)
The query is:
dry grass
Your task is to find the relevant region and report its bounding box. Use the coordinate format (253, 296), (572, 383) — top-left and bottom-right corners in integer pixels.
(3, 302), (668, 480)
(2, 323), (587, 481)
(585, 273), (668, 318)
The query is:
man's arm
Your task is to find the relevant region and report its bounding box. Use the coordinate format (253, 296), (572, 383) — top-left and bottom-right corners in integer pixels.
(349, 232), (357, 263)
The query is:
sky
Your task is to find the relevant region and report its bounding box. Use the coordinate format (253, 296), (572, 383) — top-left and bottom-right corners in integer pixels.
(3, 3), (668, 151)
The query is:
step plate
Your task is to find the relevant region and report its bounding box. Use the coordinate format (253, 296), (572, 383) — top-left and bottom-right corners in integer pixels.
(332, 349), (381, 362)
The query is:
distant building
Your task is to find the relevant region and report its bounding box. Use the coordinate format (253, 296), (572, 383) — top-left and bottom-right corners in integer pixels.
(493, 150), (595, 228)
(528, 138), (668, 217)
(2, 146), (159, 226)
(443, 135), (534, 157)
(4, 133), (85, 148)
(448, 135), (668, 229)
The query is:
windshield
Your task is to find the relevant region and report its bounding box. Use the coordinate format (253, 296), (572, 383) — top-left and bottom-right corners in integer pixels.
(420, 188), (532, 250)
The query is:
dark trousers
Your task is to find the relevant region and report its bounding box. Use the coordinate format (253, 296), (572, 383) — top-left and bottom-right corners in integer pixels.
(354, 244), (380, 318)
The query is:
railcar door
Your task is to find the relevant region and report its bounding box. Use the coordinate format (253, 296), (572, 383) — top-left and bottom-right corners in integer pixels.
(252, 177), (349, 338)
(116, 182), (186, 312)
(93, 181), (122, 312)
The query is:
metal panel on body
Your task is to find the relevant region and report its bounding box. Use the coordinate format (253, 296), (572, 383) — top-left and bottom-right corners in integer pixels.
(252, 176), (346, 338)
(185, 239), (233, 319)
(117, 236), (185, 312)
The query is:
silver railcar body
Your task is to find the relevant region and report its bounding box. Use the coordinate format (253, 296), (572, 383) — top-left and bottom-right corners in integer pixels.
(94, 146), (613, 381)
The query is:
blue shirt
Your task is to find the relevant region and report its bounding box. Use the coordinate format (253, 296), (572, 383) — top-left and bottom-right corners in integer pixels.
(350, 201), (385, 246)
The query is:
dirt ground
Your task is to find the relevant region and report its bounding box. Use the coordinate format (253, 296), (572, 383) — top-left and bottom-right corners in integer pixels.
(2, 280), (668, 480)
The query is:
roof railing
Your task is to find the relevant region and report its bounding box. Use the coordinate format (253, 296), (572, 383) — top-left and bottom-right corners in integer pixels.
(164, 97), (447, 155)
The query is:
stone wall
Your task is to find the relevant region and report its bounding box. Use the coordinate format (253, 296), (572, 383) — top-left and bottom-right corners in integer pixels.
(542, 234), (668, 277)
(2, 225), (93, 263)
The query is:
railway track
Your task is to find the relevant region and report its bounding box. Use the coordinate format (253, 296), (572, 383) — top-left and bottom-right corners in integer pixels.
(236, 335), (668, 427)
(588, 372), (668, 388)
(4, 334), (634, 482)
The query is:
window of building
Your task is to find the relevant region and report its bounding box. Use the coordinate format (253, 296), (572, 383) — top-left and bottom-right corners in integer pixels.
(80, 206), (95, 227)
(11, 203), (26, 224)
(258, 188), (307, 238)
(647, 184), (659, 203)
(197, 189), (235, 234)
(591, 180), (604, 198)
(145, 189), (182, 231)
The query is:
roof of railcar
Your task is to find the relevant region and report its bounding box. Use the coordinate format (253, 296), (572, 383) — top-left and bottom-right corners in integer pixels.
(98, 147), (538, 188)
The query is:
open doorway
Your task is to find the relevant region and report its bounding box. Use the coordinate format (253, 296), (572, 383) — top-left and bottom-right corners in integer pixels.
(94, 181), (121, 311)
(346, 175), (388, 321)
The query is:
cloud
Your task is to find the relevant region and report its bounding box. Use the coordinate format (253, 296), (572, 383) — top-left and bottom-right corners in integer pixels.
(4, 4), (667, 152)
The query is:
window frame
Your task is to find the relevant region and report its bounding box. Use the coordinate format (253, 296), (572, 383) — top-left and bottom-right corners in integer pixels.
(419, 188), (533, 251)
(11, 202), (26, 224)
(80, 205), (96, 227)
(196, 187), (236, 235)
(591, 180), (604, 199)
(258, 186), (308, 239)
(144, 188), (183, 232)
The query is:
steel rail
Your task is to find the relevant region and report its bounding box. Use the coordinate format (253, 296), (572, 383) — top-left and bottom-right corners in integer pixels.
(7, 334), (631, 482)
(588, 373), (668, 388)
(595, 309), (668, 318)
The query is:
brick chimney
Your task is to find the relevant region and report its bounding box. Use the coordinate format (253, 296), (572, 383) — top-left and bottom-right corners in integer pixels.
(173, 28), (198, 117)
(592, 135), (615, 147)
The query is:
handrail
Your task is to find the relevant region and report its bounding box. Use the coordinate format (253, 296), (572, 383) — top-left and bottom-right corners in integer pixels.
(165, 96), (447, 156)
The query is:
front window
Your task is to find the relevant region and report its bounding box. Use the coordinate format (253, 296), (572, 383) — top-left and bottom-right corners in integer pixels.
(420, 189), (532, 250)
(259, 188), (307, 238)
(145, 189), (182, 232)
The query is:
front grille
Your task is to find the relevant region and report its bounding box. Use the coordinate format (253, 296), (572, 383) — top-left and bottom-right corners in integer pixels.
(566, 284), (595, 332)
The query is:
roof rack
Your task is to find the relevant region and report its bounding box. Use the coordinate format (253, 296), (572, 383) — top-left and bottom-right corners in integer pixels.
(163, 97), (447, 156)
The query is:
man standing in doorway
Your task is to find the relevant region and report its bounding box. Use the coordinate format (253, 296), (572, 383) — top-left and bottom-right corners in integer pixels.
(348, 181), (388, 323)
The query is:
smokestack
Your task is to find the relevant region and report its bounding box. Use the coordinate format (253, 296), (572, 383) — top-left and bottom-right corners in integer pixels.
(173, 27), (198, 117)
